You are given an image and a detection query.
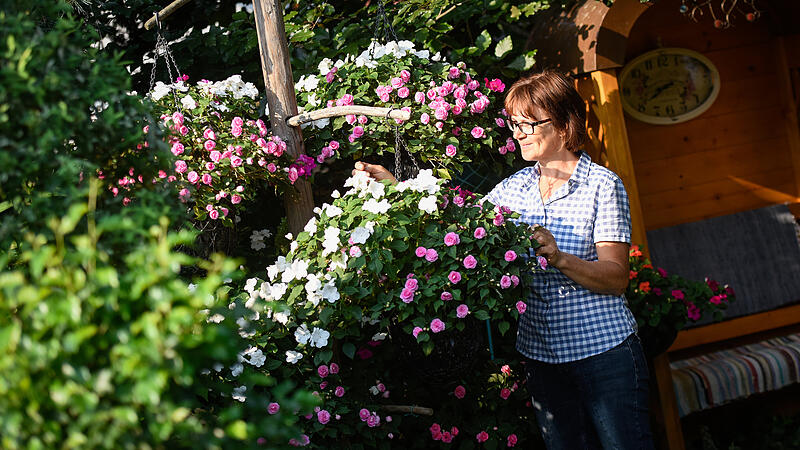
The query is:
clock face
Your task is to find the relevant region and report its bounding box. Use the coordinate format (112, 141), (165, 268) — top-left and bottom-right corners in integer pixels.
(620, 48), (720, 125)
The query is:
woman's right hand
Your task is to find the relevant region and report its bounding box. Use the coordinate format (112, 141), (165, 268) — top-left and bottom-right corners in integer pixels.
(352, 161), (397, 183)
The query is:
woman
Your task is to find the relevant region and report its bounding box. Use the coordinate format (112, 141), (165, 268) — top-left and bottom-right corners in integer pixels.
(353, 70), (653, 449)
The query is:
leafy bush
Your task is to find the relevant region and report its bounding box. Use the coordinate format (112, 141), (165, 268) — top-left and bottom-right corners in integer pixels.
(224, 170), (545, 447)
(0, 187), (316, 449)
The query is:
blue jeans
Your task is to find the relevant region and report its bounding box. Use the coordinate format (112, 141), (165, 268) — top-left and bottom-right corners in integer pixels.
(524, 333), (654, 450)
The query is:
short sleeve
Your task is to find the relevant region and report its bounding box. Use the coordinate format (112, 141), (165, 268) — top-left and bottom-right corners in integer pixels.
(593, 176), (631, 244)
(485, 178), (508, 207)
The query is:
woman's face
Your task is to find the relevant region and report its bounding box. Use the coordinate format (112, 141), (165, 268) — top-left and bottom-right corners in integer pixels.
(510, 106), (566, 162)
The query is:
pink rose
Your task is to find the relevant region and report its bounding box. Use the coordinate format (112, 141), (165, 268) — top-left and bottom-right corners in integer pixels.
(367, 414), (380, 428)
(448, 271), (462, 284)
(658, 267), (668, 277)
(500, 388), (511, 399)
(412, 326), (423, 338)
(430, 318), (445, 333)
(358, 408), (370, 421)
(507, 434), (518, 447)
(357, 115), (368, 124)
(448, 67), (460, 79)
(440, 291), (453, 301)
(441, 432), (453, 443)
(463, 255), (477, 269)
(267, 163), (277, 173)
(415, 246), (427, 257)
(317, 365), (329, 378)
(400, 69), (411, 82)
(204, 140), (216, 151)
(477, 431), (489, 443)
(474, 227), (487, 239)
(501, 365), (512, 375)
(205, 162), (215, 171)
(414, 91), (426, 103)
(187, 171), (199, 184)
(288, 167), (299, 184)
(397, 87), (410, 98)
(352, 126), (364, 138)
(174, 160), (187, 173)
(435, 121), (444, 131)
(405, 278), (418, 291)
(444, 231), (460, 247)
(209, 150), (222, 162)
(231, 156), (243, 167)
(500, 275), (512, 289)
(171, 111), (184, 126)
(345, 114), (356, 125)
(170, 142), (184, 156)
(201, 173), (213, 185)
(317, 410), (330, 425)
(335, 386), (345, 397)
(400, 288), (415, 303)
(504, 250), (517, 262)
(537, 255), (549, 269)
(391, 77), (404, 88)
(445, 144), (457, 157)
(268, 402), (280, 414)
(671, 289), (685, 301)
(232, 116), (244, 127)
(511, 275), (520, 286)
(329, 140), (340, 150)
(456, 304), (469, 318)
(349, 246), (362, 257)
(454, 385), (466, 399)
(471, 126), (485, 139)
(329, 363), (339, 374)
(493, 213), (505, 226)
(434, 107), (448, 121)
(203, 128), (216, 140)
(420, 113), (430, 125)
(209, 209), (219, 220)
(425, 248), (438, 262)
(231, 194), (242, 204)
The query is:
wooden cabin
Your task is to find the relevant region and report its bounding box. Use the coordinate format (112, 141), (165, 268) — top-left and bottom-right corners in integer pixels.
(529, 0), (800, 448)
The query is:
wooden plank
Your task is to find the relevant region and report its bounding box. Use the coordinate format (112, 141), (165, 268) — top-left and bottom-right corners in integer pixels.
(652, 353), (686, 450)
(643, 180), (796, 230)
(253, 0), (315, 236)
(635, 136), (791, 195)
(591, 69), (649, 251)
(668, 303), (800, 352)
(774, 37), (800, 199)
(628, 106), (786, 164)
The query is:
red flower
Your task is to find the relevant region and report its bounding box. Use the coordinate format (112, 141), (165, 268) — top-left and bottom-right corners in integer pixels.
(638, 281), (651, 293)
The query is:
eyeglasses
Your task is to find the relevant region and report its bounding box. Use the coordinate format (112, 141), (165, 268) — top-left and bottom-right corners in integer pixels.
(507, 118), (552, 135)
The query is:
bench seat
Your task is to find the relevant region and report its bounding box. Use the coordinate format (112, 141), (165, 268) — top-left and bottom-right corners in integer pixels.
(670, 332), (800, 416)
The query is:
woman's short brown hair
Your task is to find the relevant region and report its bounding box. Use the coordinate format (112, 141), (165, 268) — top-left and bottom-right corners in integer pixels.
(504, 70), (587, 152)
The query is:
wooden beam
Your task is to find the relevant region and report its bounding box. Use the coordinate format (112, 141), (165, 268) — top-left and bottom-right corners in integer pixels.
(144, 0), (194, 30)
(652, 353), (686, 450)
(252, 0), (315, 236)
(669, 303), (800, 352)
(774, 36), (800, 199)
(590, 69), (649, 254)
(287, 106), (410, 127)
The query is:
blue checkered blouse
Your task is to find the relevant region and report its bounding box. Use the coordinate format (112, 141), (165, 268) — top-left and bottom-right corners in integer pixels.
(487, 152), (637, 363)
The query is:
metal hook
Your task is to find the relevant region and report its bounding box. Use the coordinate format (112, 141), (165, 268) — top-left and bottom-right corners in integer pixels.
(154, 11), (161, 31)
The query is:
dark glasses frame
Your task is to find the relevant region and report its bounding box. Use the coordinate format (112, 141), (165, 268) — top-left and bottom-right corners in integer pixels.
(507, 118), (552, 135)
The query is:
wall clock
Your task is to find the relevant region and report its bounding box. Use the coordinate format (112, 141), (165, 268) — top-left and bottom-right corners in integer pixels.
(619, 48), (721, 125)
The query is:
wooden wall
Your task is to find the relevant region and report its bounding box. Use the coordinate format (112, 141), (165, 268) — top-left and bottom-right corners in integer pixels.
(622, 0), (800, 230)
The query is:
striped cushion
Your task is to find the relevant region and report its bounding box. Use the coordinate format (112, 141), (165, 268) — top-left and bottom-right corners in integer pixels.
(670, 333), (800, 416)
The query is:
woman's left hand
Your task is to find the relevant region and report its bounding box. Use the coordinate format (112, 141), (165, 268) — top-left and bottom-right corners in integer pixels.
(531, 224), (563, 267)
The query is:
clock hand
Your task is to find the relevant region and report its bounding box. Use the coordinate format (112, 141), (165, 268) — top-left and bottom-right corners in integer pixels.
(648, 81), (676, 101)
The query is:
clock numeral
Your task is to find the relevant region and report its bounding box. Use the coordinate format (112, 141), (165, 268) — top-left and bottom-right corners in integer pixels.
(666, 105), (675, 116)
(637, 104), (646, 113)
(657, 56), (669, 67)
(644, 60), (653, 71)
(631, 69), (642, 78)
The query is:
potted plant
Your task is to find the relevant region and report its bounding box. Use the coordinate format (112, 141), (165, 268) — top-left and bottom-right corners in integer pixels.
(625, 244), (735, 357)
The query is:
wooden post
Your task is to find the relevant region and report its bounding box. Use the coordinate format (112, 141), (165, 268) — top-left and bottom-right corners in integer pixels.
(590, 69), (648, 254)
(252, 0), (315, 236)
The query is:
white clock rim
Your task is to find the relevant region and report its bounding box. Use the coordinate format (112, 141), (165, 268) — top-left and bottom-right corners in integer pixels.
(619, 47), (721, 126)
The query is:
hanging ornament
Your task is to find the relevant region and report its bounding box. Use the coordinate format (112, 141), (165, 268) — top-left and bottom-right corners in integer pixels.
(679, 0), (761, 29)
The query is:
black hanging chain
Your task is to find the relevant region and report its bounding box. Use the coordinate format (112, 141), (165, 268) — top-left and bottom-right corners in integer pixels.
(393, 123), (420, 182)
(148, 12), (183, 109)
(370, 0), (399, 58)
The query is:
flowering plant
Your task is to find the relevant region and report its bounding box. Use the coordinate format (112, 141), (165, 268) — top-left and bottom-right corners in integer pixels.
(223, 169), (544, 447)
(295, 40), (517, 179)
(131, 75), (324, 224)
(626, 244), (735, 354)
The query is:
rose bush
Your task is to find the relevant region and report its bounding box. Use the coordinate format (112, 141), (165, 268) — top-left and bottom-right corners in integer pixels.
(295, 40), (517, 180)
(221, 169), (546, 447)
(113, 75), (325, 225)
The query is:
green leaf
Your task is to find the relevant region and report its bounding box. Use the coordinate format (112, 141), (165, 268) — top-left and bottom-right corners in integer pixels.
(474, 310), (490, 320)
(475, 30), (491, 52)
(498, 321), (510, 335)
(314, 350), (332, 365)
(226, 420), (248, 440)
(507, 51), (537, 71)
(342, 342), (356, 359)
(495, 35), (513, 58)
